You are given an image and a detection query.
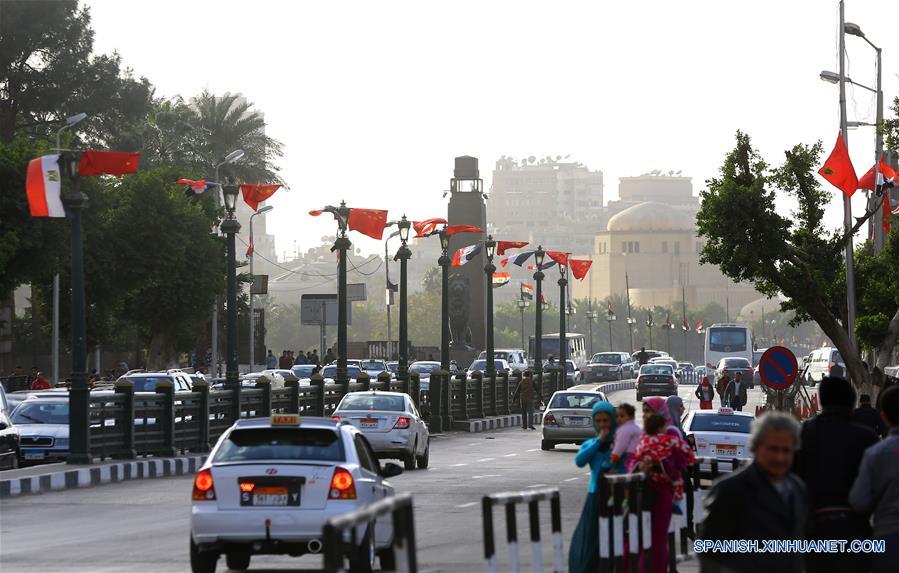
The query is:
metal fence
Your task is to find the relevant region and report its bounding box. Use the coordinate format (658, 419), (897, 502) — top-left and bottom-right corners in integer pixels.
(482, 487), (564, 573)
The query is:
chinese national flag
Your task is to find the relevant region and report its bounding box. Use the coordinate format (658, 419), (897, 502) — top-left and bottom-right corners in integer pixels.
(444, 224), (483, 236)
(818, 133), (858, 197)
(857, 160), (897, 191)
(240, 184), (281, 211)
(78, 150), (139, 176)
(413, 218), (447, 237)
(496, 241), (528, 255)
(569, 259), (593, 280)
(348, 208), (388, 239)
(546, 251), (569, 266)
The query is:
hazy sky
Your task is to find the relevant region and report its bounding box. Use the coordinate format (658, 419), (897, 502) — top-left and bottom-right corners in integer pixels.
(87, 0), (896, 258)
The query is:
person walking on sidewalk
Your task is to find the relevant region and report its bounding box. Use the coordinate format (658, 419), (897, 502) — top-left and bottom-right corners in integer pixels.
(512, 372), (540, 430)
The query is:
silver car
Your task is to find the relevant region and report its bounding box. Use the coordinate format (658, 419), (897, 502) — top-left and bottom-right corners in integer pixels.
(333, 391), (429, 470)
(11, 396), (71, 464)
(541, 390), (606, 450)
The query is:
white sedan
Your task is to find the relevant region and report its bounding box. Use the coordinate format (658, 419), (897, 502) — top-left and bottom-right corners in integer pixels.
(190, 414), (403, 573)
(333, 391), (430, 470)
(683, 407), (754, 474)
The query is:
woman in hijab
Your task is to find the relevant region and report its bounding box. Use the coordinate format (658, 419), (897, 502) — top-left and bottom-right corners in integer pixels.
(695, 375), (715, 409)
(569, 400), (623, 573)
(640, 397), (695, 573)
(667, 395), (697, 538)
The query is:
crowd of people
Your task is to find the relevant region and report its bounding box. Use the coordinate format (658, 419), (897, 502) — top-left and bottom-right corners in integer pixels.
(266, 347), (336, 370)
(565, 376), (899, 573)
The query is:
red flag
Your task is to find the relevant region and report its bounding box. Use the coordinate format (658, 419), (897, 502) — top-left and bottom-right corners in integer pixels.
(818, 133), (858, 197)
(682, 317), (691, 331)
(413, 218), (447, 237)
(445, 224), (483, 236)
(520, 283), (534, 300)
(858, 159), (897, 190)
(546, 251), (569, 266)
(569, 259), (592, 280)
(695, 319), (703, 333)
(884, 194), (892, 234)
(246, 235), (254, 257)
(540, 292), (549, 305)
(347, 208), (388, 239)
(240, 184), (281, 211)
(78, 150), (139, 176)
(496, 241), (528, 255)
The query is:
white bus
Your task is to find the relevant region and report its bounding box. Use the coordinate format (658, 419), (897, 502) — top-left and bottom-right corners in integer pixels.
(528, 333), (588, 369)
(704, 323), (754, 377)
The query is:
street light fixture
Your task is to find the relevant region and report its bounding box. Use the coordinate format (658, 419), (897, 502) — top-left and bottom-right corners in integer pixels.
(533, 246), (546, 380)
(220, 181), (243, 421)
(517, 298), (530, 350)
(484, 235), (497, 377)
(395, 216), (412, 383)
(438, 229), (451, 370)
(606, 311), (617, 353)
(557, 262), (568, 383)
(248, 205), (274, 369)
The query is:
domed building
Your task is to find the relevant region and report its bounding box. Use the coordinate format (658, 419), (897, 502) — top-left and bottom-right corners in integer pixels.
(571, 201), (762, 311)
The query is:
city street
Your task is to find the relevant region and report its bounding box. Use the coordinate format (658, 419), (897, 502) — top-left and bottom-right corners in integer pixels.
(0, 385), (775, 573)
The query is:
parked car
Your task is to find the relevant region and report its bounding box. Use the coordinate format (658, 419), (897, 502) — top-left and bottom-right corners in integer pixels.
(477, 349), (528, 371)
(806, 347), (845, 386)
(541, 390), (607, 450)
(333, 390), (429, 470)
(0, 407), (20, 469)
(636, 364), (677, 401)
(359, 359), (389, 379)
(714, 357), (754, 388)
(11, 396), (70, 464)
(583, 352), (637, 382)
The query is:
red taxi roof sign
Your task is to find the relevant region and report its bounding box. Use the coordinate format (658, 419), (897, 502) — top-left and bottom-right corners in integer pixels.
(717, 407), (734, 415)
(271, 414), (300, 426)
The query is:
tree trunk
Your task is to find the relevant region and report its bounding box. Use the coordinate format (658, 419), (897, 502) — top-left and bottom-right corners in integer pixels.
(807, 300), (870, 391)
(145, 330), (176, 371)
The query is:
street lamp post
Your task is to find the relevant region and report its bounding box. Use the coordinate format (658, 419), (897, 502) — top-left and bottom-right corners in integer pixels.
(221, 182), (242, 418)
(438, 230), (451, 370)
(484, 236), (497, 377)
(627, 316), (637, 353)
(248, 205), (273, 369)
(518, 299), (530, 350)
(558, 262), (568, 380)
(533, 247), (546, 378)
(333, 201), (351, 383)
(647, 315), (654, 349)
(625, 272), (635, 353)
(61, 151), (91, 464)
(586, 307), (598, 356)
(395, 216), (412, 382)
(606, 311), (617, 353)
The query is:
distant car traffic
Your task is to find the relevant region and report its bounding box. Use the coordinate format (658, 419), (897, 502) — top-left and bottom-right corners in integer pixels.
(359, 359), (389, 378)
(583, 352), (637, 381)
(541, 390), (607, 450)
(290, 364), (317, 381)
(632, 349), (668, 365)
(189, 414), (403, 573)
(683, 407), (754, 474)
(636, 364), (677, 401)
(467, 359), (511, 376)
(386, 362), (399, 377)
(560, 360), (582, 386)
(714, 357), (754, 388)
(117, 371), (195, 393)
(11, 396), (70, 464)
(319, 365), (363, 382)
(477, 349), (528, 371)
(333, 390), (429, 470)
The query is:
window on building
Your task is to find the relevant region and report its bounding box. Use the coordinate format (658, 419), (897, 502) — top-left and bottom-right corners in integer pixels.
(634, 242), (640, 253)
(621, 242), (627, 253)
(674, 242), (680, 255)
(662, 241), (668, 254)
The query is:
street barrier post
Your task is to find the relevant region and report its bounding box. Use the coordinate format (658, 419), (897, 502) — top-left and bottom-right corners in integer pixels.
(410, 372), (420, 408)
(256, 378), (272, 418)
(156, 380), (177, 457)
(457, 372), (469, 421)
(358, 371), (371, 392)
(310, 374), (326, 417)
(377, 371), (391, 391)
(194, 379), (210, 452)
(598, 473), (650, 573)
(284, 379), (300, 414)
(482, 487), (563, 573)
(430, 371), (444, 433)
(114, 380), (136, 459)
(472, 371), (484, 419)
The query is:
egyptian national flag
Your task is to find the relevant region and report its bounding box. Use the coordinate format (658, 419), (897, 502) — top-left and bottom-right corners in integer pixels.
(569, 259), (592, 280)
(178, 178), (219, 198)
(546, 251), (569, 266)
(818, 133), (858, 197)
(241, 184), (281, 211)
(521, 283), (534, 300)
(78, 150), (139, 176)
(451, 243), (482, 266)
(413, 218), (447, 237)
(527, 261), (556, 271)
(26, 155), (65, 217)
(492, 272), (510, 288)
(501, 251), (534, 267)
(497, 241), (528, 255)
(348, 208), (389, 239)
(682, 317), (691, 332)
(695, 319), (703, 334)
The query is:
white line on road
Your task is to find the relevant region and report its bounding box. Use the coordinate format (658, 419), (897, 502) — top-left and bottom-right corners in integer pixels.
(526, 448), (539, 452)
(564, 477), (580, 482)
(528, 484), (548, 488)
(472, 474), (501, 479)
(477, 458), (495, 462)
(455, 502), (479, 508)
(503, 453), (518, 457)
(449, 463), (468, 467)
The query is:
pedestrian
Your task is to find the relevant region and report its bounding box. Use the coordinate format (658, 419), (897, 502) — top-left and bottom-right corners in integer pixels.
(568, 401), (623, 573)
(715, 369), (730, 407)
(667, 395), (696, 536)
(278, 350), (290, 369)
(636, 346), (650, 366)
(30, 371), (51, 390)
(611, 402), (642, 472)
(512, 372), (540, 430)
(791, 376), (878, 573)
(265, 350), (277, 369)
(700, 412), (807, 573)
(287, 350), (294, 366)
(293, 351), (307, 366)
(724, 371), (749, 411)
(641, 397), (694, 573)
(324, 347), (336, 365)
(311, 350), (320, 366)
(852, 393), (886, 438)
(695, 375), (715, 409)
(850, 385), (899, 573)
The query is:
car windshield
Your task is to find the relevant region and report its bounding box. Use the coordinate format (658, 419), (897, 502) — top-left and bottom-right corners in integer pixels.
(679, 363), (693, 370)
(292, 365), (316, 377)
(722, 358), (751, 368)
(591, 354), (621, 364)
(469, 360), (505, 371)
(566, 361), (576, 370)
(12, 401), (69, 424)
(338, 394), (406, 412)
(410, 363), (439, 374)
(689, 414), (753, 434)
(641, 365), (673, 375)
(321, 366), (362, 379)
(214, 428), (345, 462)
(386, 363), (398, 373)
(361, 360), (386, 370)
(549, 393), (604, 409)
(832, 351), (843, 363)
(123, 376), (172, 392)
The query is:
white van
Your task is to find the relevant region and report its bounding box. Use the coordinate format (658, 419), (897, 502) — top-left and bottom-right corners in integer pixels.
(806, 347), (845, 386)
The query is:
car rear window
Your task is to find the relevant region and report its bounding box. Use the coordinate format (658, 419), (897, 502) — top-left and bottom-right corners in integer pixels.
(641, 365), (673, 375)
(214, 428), (345, 462)
(592, 354), (622, 364)
(549, 393), (604, 409)
(689, 415), (752, 434)
(123, 376), (172, 392)
(338, 394), (406, 412)
(722, 358), (751, 368)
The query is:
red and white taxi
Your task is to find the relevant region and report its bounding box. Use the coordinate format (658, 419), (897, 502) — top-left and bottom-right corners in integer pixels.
(190, 414), (403, 573)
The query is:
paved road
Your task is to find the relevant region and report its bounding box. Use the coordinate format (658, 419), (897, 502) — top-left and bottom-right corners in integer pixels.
(0, 384), (776, 572)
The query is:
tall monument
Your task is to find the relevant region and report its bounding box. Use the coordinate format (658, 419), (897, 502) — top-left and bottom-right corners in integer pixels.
(447, 156), (487, 360)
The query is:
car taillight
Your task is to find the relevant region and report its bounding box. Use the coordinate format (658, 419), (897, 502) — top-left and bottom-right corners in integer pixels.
(192, 469), (216, 501)
(329, 467), (356, 500)
(393, 416), (410, 429)
(636, 376), (643, 384)
(544, 413), (557, 425)
(331, 415), (341, 422)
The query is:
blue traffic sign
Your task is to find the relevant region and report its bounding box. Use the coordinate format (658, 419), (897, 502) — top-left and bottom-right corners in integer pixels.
(758, 345), (798, 391)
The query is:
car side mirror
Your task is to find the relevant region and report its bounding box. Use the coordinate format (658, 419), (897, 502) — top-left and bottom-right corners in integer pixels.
(380, 462), (403, 478)
(0, 421), (7, 431)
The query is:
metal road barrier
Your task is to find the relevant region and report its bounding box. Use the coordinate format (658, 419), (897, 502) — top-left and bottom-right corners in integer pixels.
(322, 492), (417, 573)
(690, 457), (747, 531)
(597, 473), (652, 573)
(482, 487), (563, 573)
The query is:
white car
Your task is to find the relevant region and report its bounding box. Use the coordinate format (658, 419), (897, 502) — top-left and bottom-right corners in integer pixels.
(359, 359), (389, 379)
(333, 391), (429, 470)
(466, 359), (511, 376)
(11, 396), (71, 464)
(682, 407), (754, 475)
(190, 415), (403, 573)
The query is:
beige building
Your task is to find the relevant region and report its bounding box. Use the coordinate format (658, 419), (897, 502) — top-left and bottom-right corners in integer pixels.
(571, 201), (760, 310)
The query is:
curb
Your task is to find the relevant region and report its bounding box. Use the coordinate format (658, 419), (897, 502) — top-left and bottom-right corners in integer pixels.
(452, 413), (541, 433)
(0, 454), (207, 498)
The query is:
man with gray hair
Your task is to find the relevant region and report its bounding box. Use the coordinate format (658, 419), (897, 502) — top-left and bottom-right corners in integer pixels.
(700, 412), (807, 573)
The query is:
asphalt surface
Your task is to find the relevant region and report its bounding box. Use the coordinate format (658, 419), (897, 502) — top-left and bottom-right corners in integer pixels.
(0, 384), (777, 572)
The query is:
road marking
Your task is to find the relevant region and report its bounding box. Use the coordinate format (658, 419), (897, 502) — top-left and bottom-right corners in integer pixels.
(477, 458), (495, 462)
(528, 484), (548, 488)
(449, 463), (468, 467)
(455, 501), (479, 508)
(503, 453), (518, 457)
(526, 448), (539, 452)
(564, 477), (580, 482)
(472, 474), (501, 479)
(468, 443), (479, 446)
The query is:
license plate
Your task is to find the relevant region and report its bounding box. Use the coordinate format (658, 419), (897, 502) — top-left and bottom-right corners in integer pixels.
(253, 494), (288, 506)
(23, 450), (45, 460)
(255, 486), (288, 495)
(564, 417), (588, 426)
(716, 444), (737, 455)
(360, 418), (379, 429)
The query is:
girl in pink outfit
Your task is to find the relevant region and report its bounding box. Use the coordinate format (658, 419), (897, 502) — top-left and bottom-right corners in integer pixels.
(611, 403), (643, 472)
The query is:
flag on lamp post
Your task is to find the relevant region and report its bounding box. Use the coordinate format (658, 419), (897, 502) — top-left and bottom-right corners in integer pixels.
(818, 133), (858, 197)
(569, 259), (592, 280)
(496, 241), (528, 255)
(25, 155), (65, 217)
(240, 184), (281, 211)
(521, 283), (534, 300)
